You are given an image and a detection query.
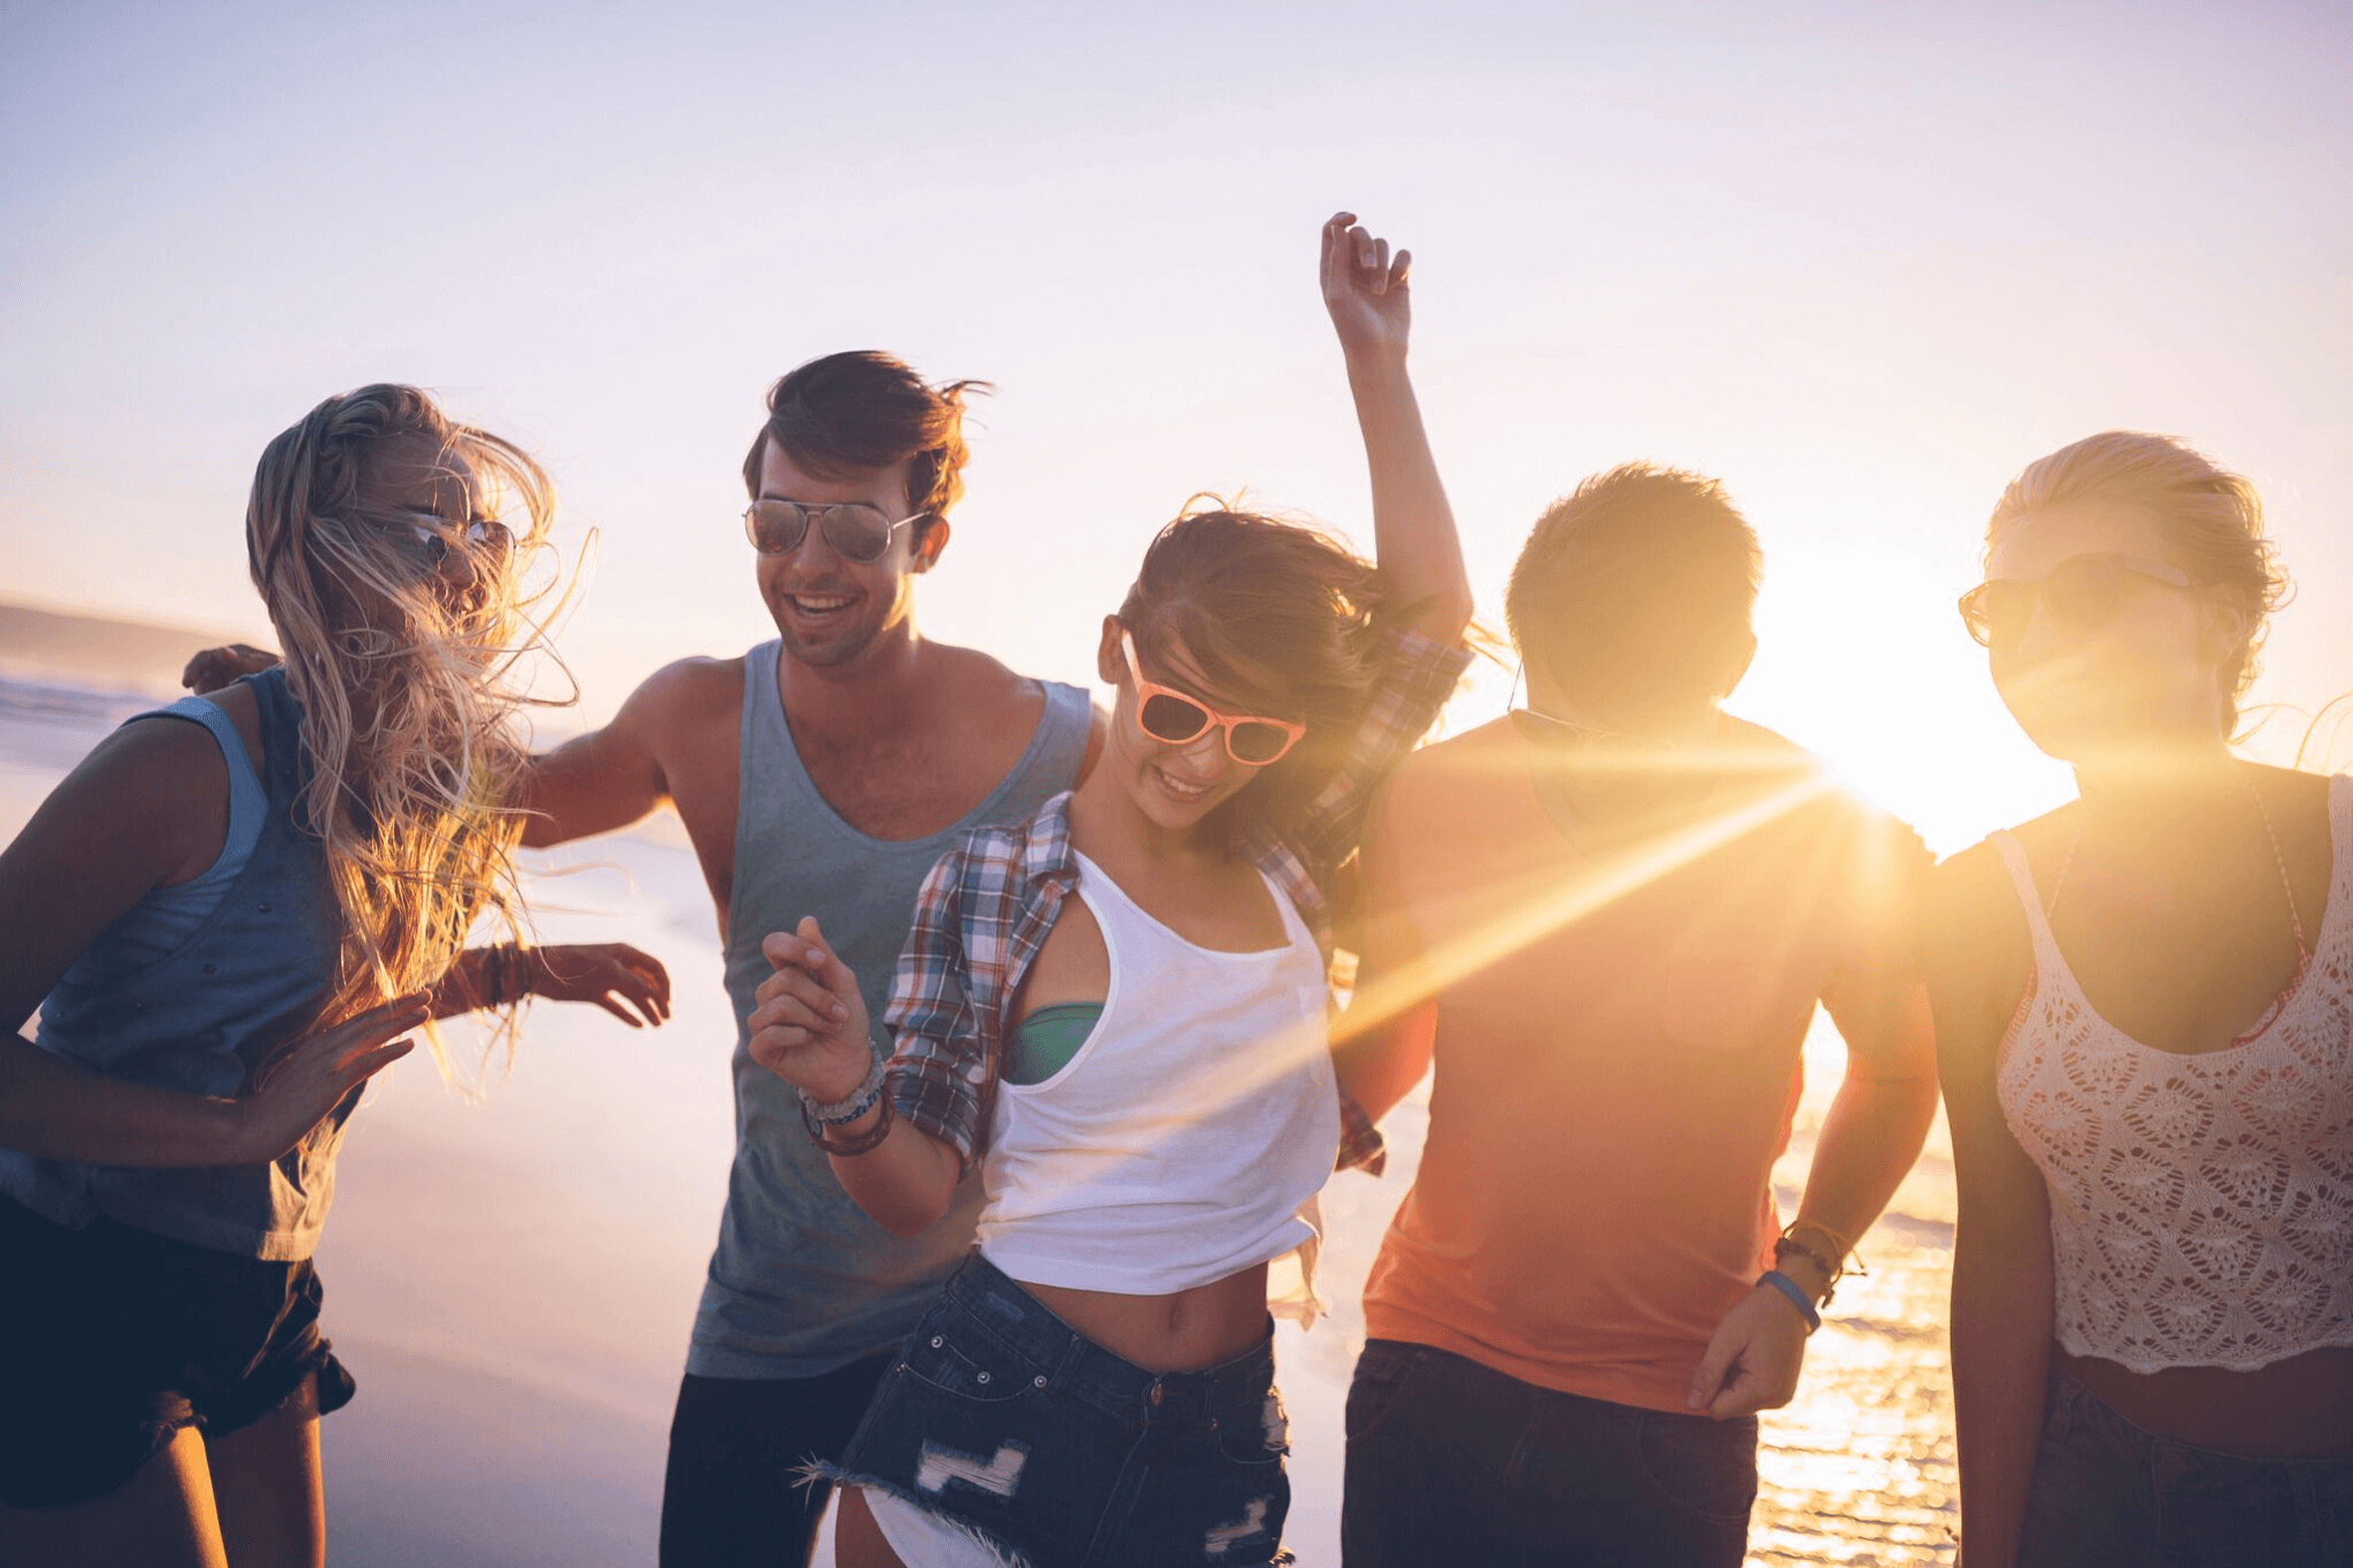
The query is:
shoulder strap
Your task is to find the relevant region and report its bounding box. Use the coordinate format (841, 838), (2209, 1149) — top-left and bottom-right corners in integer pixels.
(1987, 830), (2066, 971)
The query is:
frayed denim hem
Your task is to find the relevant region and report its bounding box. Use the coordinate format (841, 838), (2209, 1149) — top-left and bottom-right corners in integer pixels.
(796, 1458), (1038, 1568)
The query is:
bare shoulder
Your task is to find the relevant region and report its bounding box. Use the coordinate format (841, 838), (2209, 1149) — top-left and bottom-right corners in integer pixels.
(2251, 761), (2334, 823)
(618, 655), (746, 734)
(928, 641), (1052, 709)
(1925, 837), (2035, 1041)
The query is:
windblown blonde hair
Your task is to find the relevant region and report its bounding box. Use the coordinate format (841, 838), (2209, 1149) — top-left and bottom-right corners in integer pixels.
(245, 383), (559, 1088)
(1987, 431), (2291, 741)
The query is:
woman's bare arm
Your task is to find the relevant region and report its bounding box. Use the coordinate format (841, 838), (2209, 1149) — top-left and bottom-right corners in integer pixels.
(1321, 211), (1474, 644)
(1930, 845), (2058, 1568)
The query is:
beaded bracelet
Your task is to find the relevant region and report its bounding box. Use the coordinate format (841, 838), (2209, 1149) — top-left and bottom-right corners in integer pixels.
(800, 1082), (894, 1156)
(801, 1051), (887, 1126)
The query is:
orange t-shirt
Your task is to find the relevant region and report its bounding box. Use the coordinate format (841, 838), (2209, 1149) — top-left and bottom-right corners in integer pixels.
(1357, 714), (1928, 1415)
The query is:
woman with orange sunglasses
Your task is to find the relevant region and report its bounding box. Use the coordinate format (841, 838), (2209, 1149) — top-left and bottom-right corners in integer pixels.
(744, 211), (1473, 1567)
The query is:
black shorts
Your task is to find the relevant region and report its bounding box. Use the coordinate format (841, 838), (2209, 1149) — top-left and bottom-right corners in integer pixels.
(0, 1194), (355, 1509)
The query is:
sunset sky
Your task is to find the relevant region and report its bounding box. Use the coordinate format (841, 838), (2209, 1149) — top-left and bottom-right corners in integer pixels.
(5, 1), (2348, 853)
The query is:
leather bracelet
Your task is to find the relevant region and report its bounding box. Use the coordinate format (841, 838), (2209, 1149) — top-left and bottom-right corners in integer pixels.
(1757, 1270), (1822, 1333)
(802, 1082), (894, 1155)
(1772, 1235), (1840, 1305)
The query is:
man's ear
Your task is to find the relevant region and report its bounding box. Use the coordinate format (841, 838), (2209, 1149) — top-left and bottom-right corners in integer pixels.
(2198, 597), (2251, 666)
(908, 514), (951, 575)
(1096, 616), (1126, 686)
(1718, 628), (1759, 700)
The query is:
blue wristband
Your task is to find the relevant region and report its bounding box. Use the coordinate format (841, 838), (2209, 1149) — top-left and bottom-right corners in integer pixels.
(1757, 1269), (1823, 1333)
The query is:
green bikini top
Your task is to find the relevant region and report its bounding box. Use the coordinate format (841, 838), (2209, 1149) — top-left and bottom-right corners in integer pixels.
(1004, 1002), (1105, 1086)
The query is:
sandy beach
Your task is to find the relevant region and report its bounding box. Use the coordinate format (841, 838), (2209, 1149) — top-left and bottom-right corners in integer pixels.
(0, 645), (1959, 1565)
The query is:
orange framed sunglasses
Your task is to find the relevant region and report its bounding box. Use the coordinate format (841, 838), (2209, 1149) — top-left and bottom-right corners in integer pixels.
(1119, 630), (1305, 766)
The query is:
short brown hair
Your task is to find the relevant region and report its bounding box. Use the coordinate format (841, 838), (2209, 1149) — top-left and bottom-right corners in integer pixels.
(741, 350), (989, 516)
(1505, 463), (1761, 722)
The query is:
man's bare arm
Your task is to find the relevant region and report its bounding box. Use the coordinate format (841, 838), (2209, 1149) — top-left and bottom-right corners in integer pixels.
(522, 658), (746, 847)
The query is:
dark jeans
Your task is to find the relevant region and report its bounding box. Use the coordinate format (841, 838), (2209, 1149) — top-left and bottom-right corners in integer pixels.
(2018, 1364), (2353, 1567)
(829, 1251), (1292, 1567)
(1341, 1338), (1757, 1568)
(657, 1352), (895, 1568)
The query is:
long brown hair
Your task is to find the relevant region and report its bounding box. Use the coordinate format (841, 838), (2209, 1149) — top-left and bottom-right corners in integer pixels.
(246, 383), (559, 1086)
(1116, 501), (1398, 849)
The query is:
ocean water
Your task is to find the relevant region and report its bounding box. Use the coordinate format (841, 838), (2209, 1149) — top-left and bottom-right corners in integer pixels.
(0, 676), (1958, 1565)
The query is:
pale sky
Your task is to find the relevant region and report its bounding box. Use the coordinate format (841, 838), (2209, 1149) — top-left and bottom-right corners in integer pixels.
(4, 0), (2348, 851)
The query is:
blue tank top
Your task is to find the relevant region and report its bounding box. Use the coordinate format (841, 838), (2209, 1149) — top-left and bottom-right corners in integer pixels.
(0, 670), (346, 1260)
(687, 642), (1093, 1379)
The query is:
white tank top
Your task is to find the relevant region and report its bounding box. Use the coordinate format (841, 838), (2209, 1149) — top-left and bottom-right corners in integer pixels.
(1993, 774), (2353, 1372)
(974, 849), (1340, 1298)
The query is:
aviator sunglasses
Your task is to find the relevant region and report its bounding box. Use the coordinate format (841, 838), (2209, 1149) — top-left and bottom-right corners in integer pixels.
(743, 498), (926, 563)
(1958, 552), (2193, 648)
(396, 511), (511, 573)
(1119, 629), (1305, 765)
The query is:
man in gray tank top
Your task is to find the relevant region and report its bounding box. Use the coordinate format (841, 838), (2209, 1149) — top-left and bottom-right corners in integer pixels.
(529, 354), (1096, 1565)
(184, 352), (1097, 1561)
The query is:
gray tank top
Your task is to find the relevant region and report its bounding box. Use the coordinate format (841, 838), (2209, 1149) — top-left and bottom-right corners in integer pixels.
(688, 641), (1092, 1378)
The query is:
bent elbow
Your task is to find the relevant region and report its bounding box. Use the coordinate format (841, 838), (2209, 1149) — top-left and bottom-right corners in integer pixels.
(876, 1191), (954, 1240)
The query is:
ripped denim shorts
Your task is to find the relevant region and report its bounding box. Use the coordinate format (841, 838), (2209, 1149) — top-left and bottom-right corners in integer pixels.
(822, 1251), (1293, 1567)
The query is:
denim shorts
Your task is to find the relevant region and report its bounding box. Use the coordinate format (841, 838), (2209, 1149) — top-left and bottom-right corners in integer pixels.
(2019, 1363), (2353, 1567)
(0, 1194), (355, 1508)
(827, 1252), (1292, 1567)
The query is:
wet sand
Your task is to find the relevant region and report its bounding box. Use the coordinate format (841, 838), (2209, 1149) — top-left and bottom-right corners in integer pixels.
(3, 676), (1958, 1564)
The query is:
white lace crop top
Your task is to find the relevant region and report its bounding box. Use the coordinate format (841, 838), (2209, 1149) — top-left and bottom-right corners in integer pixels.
(1993, 774), (2353, 1373)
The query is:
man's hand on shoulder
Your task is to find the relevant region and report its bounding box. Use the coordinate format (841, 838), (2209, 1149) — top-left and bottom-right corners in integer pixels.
(183, 643), (280, 693)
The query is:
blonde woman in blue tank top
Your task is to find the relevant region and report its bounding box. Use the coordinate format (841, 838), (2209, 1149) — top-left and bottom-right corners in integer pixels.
(747, 213), (1474, 1567)
(0, 386), (671, 1567)
(1930, 433), (2353, 1567)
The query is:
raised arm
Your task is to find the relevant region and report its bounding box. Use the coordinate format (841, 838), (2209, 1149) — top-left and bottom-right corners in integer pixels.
(1928, 846), (2057, 1568)
(1321, 211), (1474, 644)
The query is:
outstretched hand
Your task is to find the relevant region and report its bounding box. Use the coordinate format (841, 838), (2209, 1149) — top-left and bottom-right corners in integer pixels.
(748, 916), (874, 1102)
(1321, 210), (1413, 361)
(183, 643), (281, 694)
(1686, 1282), (1811, 1420)
(528, 943), (672, 1028)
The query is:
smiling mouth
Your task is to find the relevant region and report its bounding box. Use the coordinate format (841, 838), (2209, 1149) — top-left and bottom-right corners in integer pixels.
(784, 592), (857, 618)
(1153, 765), (1214, 804)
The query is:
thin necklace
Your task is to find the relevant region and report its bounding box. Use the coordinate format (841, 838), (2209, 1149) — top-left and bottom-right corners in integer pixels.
(2047, 781), (2308, 956)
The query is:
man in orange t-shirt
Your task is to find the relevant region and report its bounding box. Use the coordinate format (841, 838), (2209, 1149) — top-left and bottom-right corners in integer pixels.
(1335, 465), (1939, 1567)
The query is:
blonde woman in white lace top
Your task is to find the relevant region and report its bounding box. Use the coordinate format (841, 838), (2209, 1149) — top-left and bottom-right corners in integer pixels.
(1928, 432), (2352, 1568)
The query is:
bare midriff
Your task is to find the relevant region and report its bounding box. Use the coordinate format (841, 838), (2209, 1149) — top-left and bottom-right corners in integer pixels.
(1019, 1264), (1273, 1374)
(2060, 1344), (2353, 1458)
